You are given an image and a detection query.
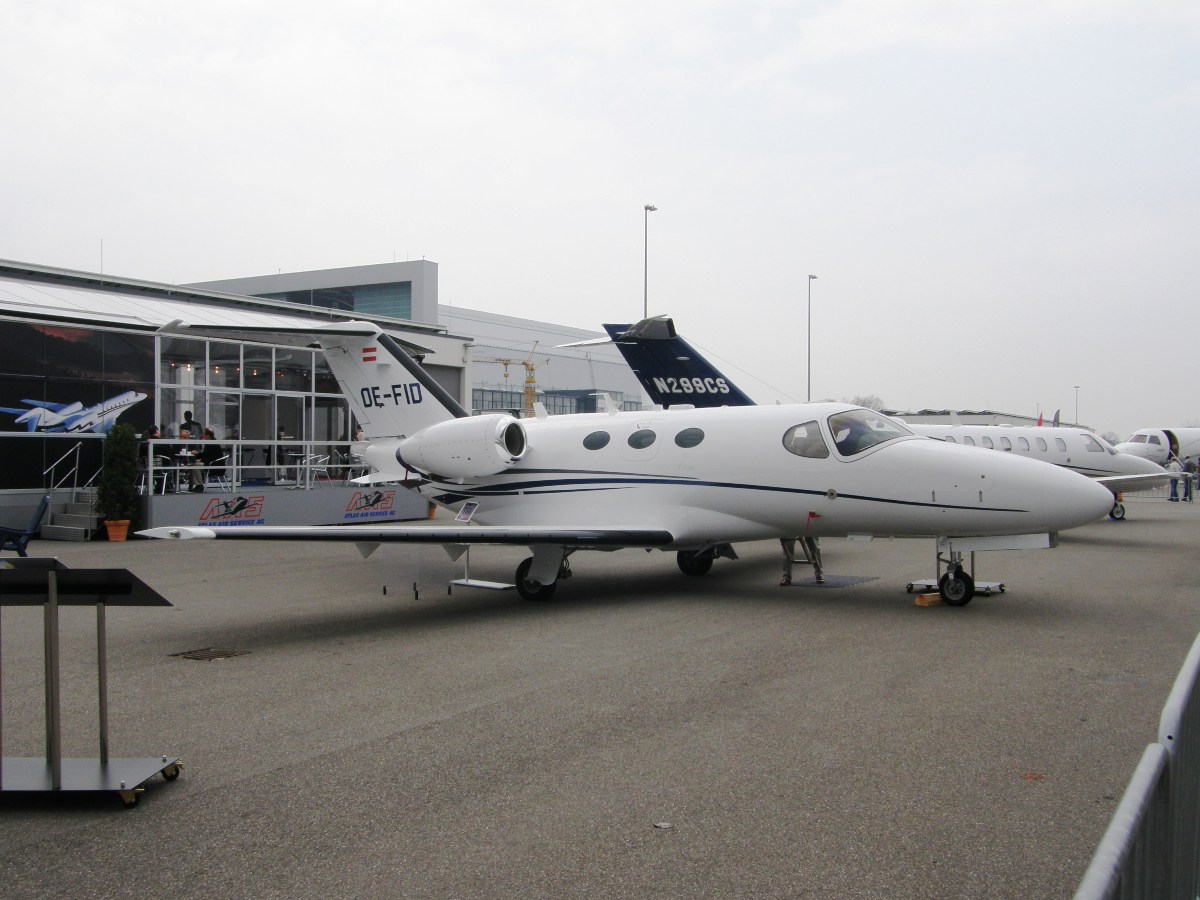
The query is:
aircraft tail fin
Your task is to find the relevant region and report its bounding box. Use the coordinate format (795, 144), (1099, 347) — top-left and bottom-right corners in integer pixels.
(601, 317), (755, 408)
(316, 322), (468, 440)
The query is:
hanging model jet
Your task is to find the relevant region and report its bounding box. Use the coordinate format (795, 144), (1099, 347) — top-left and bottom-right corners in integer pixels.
(587, 317), (1167, 520)
(140, 321), (1113, 605)
(0, 390), (147, 434)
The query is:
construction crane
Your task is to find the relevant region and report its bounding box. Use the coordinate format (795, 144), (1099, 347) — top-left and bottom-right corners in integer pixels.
(476, 342), (550, 417)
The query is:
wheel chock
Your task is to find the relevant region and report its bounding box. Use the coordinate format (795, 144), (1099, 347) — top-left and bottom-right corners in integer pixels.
(914, 592), (942, 607)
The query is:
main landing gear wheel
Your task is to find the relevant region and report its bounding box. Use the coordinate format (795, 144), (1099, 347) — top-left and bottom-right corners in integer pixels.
(677, 550), (714, 576)
(1109, 502), (1126, 521)
(515, 557), (558, 601)
(938, 570), (975, 606)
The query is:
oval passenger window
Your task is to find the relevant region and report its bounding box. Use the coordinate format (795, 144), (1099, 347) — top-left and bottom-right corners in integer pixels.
(583, 431), (610, 450)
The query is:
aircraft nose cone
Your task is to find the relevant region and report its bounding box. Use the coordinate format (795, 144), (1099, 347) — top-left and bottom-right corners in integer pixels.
(1051, 467), (1115, 528)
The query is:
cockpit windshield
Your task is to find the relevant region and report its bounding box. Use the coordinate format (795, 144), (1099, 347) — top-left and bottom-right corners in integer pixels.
(827, 409), (913, 457)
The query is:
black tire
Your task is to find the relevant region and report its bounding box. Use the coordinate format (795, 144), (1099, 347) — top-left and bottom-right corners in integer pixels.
(515, 557), (558, 601)
(1109, 502), (1126, 521)
(677, 550), (714, 576)
(938, 570), (975, 606)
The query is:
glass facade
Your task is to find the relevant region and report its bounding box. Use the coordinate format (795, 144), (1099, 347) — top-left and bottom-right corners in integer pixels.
(259, 281), (412, 319)
(472, 386), (640, 416)
(0, 319), (354, 490)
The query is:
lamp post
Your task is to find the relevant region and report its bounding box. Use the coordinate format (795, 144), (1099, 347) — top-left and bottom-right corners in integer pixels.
(807, 274), (818, 401)
(1074, 385), (1080, 424)
(643, 204), (657, 319)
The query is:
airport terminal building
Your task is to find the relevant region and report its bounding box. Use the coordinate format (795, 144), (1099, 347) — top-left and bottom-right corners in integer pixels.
(0, 258), (645, 531)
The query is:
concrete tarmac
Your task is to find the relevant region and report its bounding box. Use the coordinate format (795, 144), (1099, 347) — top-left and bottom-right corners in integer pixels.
(1, 497), (1198, 899)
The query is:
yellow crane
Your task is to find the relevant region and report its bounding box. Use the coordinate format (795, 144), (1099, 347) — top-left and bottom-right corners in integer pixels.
(477, 342), (549, 417)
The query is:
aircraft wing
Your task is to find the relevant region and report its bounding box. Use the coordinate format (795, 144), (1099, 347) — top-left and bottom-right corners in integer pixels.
(138, 524), (675, 548)
(1094, 472), (1174, 495)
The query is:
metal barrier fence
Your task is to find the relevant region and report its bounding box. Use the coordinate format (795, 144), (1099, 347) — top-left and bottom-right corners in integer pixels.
(1074, 633), (1200, 899)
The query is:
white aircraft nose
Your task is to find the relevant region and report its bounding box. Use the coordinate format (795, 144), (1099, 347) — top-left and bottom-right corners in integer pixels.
(1042, 464), (1116, 528)
(892, 438), (1114, 533)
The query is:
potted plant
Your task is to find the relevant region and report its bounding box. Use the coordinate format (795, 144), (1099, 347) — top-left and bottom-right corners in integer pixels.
(95, 422), (140, 541)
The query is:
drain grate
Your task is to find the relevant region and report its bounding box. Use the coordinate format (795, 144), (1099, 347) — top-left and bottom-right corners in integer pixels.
(170, 647), (249, 661)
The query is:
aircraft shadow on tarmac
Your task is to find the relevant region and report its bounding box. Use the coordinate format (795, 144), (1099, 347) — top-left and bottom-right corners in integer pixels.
(171, 556), (1080, 656)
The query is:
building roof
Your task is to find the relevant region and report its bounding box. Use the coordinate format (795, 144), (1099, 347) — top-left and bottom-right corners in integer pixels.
(0, 258), (450, 338)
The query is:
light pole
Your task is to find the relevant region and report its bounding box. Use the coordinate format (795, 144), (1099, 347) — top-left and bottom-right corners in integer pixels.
(807, 274), (818, 401)
(1074, 385), (1080, 424)
(643, 204), (657, 319)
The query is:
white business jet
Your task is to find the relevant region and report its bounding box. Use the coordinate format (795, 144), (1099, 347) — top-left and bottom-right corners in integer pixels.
(1115, 428), (1200, 466)
(591, 317), (1166, 520)
(141, 322), (1112, 605)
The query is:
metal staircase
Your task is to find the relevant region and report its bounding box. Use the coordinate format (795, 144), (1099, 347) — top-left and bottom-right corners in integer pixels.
(40, 488), (100, 543)
(38, 443), (101, 543)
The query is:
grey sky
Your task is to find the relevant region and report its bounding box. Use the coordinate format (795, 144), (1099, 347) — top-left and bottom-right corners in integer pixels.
(2, 1), (1196, 439)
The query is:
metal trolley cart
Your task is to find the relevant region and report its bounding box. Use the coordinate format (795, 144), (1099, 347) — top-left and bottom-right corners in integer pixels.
(0, 558), (181, 807)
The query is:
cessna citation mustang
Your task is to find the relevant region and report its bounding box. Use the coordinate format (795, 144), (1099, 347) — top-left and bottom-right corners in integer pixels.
(588, 317), (1167, 520)
(141, 322), (1112, 606)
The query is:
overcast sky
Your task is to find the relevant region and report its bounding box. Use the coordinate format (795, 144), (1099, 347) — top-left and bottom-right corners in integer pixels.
(2, 1), (1196, 439)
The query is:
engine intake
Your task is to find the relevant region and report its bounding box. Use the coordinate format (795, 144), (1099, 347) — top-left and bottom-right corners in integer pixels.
(397, 414), (527, 480)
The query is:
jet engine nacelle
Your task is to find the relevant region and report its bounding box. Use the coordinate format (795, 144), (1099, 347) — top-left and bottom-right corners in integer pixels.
(397, 414), (527, 479)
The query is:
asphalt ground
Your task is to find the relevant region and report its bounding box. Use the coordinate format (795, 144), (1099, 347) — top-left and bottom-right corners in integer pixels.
(1, 497), (1198, 899)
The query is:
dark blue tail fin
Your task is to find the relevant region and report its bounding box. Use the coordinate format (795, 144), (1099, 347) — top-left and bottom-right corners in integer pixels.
(602, 317), (755, 408)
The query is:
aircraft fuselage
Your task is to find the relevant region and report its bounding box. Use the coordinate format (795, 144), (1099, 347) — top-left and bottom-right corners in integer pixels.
(384, 403), (1113, 547)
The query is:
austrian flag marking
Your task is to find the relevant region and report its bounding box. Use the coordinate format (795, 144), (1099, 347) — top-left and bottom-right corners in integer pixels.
(362, 347), (377, 363)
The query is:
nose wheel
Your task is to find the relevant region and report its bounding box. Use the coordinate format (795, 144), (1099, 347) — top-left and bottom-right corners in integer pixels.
(938, 568), (975, 606)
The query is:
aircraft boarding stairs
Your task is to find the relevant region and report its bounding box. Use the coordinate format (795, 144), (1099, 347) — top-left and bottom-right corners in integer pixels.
(38, 488), (101, 543)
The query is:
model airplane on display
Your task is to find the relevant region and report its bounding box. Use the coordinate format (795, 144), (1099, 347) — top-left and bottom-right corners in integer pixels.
(1115, 428), (1200, 466)
(589, 317), (1167, 519)
(141, 321), (1113, 605)
(0, 390), (147, 433)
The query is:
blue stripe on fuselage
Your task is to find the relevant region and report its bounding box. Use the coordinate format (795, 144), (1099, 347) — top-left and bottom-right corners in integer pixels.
(419, 470), (1027, 513)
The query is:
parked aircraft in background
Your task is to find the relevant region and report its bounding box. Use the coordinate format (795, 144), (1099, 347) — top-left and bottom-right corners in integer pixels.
(143, 321), (1113, 606)
(0, 391), (146, 434)
(591, 317), (1167, 519)
(1115, 428), (1200, 466)
(907, 425), (1167, 519)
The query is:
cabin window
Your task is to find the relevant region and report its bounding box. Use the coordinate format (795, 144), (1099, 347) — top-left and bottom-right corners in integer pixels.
(981, 436), (994, 449)
(1018, 437), (1030, 451)
(1036, 437), (1048, 451)
(675, 428), (705, 448)
(783, 421), (830, 459)
(628, 429), (657, 450)
(583, 431), (610, 450)
(1055, 437), (1067, 452)
(1000, 437), (1012, 451)
(1082, 435), (1105, 453)
(963, 436), (976, 446)
(1149, 435), (1161, 445)
(944, 436), (957, 443)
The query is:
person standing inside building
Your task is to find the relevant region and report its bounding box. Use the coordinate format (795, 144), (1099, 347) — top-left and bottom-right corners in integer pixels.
(181, 410), (203, 440)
